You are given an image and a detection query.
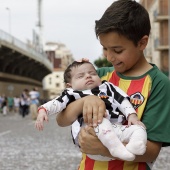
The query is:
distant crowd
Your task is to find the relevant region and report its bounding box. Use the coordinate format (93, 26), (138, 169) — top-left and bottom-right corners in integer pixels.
(0, 87), (47, 120)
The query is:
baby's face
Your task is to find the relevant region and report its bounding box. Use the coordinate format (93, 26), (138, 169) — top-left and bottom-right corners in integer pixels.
(70, 63), (101, 90)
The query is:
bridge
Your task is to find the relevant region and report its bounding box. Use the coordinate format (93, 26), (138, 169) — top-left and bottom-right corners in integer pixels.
(0, 29), (53, 97)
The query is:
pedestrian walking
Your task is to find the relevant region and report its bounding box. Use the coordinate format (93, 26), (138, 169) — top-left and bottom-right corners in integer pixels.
(14, 95), (20, 114)
(7, 96), (14, 113)
(29, 87), (40, 120)
(20, 89), (30, 117)
(2, 96), (8, 116)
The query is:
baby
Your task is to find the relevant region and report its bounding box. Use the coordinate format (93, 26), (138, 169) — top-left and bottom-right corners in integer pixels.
(35, 61), (147, 161)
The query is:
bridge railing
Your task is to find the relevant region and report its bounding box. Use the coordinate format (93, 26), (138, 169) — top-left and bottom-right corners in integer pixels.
(0, 29), (53, 71)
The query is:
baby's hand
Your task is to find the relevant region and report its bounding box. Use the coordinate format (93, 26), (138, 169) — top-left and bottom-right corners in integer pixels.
(35, 109), (49, 131)
(127, 113), (146, 128)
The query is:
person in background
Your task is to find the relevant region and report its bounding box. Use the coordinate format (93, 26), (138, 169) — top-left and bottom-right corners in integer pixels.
(13, 95), (20, 114)
(7, 96), (14, 113)
(2, 96), (8, 116)
(0, 95), (3, 111)
(20, 89), (30, 118)
(56, 0), (170, 170)
(29, 87), (40, 120)
(0, 94), (5, 113)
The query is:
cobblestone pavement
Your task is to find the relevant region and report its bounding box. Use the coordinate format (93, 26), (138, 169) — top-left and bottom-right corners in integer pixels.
(0, 113), (81, 170)
(0, 113), (170, 170)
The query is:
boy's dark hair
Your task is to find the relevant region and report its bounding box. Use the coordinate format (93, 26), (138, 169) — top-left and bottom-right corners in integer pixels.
(64, 61), (95, 83)
(95, 0), (151, 46)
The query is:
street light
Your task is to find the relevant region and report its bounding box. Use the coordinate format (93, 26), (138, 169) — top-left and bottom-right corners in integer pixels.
(6, 7), (11, 34)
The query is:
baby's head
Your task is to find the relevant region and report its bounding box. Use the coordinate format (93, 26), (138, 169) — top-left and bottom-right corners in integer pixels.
(64, 61), (101, 90)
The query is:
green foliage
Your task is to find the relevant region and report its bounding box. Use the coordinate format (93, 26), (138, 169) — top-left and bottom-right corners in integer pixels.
(94, 57), (112, 68)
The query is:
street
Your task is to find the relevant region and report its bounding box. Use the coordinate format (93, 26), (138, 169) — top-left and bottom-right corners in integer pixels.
(0, 113), (81, 170)
(0, 113), (170, 170)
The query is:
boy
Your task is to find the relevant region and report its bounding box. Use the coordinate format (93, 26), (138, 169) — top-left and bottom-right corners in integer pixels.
(56, 0), (170, 170)
(35, 61), (146, 161)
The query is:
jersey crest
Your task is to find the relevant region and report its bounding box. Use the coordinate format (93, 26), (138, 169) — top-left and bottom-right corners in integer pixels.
(130, 92), (144, 109)
(98, 91), (109, 99)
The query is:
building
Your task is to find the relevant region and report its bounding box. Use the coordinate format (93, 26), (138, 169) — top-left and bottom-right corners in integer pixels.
(140, 0), (169, 76)
(43, 42), (74, 99)
(42, 71), (65, 100)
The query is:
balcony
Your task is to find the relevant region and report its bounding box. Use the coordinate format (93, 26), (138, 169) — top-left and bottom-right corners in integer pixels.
(154, 38), (169, 50)
(153, 9), (169, 22)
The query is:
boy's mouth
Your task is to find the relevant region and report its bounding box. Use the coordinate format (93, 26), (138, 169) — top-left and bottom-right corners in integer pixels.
(114, 62), (123, 67)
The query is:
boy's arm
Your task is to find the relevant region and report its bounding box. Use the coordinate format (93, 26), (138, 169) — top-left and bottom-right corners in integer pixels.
(134, 140), (161, 162)
(79, 126), (161, 162)
(56, 95), (106, 127)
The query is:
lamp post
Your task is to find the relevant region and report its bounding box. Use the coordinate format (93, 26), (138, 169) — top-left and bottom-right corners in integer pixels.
(6, 7), (11, 34)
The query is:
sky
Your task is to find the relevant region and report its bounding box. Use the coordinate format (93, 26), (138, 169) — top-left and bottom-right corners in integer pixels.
(0, 0), (140, 63)
(0, 0), (117, 63)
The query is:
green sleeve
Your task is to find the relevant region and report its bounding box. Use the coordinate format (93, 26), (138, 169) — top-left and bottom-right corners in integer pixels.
(96, 67), (114, 78)
(142, 71), (170, 146)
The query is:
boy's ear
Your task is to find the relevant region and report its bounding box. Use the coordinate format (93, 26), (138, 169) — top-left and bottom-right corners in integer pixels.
(66, 83), (72, 88)
(138, 35), (148, 50)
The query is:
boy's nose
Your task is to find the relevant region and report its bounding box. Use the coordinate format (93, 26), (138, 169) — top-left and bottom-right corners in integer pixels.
(106, 52), (115, 62)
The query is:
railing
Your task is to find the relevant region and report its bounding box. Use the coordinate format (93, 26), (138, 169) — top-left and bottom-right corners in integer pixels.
(0, 29), (53, 71)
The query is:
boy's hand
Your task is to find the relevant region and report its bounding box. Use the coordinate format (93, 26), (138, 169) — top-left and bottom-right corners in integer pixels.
(35, 110), (49, 131)
(78, 126), (110, 157)
(127, 113), (146, 128)
(82, 95), (106, 127)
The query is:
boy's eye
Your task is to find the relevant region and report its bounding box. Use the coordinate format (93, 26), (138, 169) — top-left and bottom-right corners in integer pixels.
(103, 47), (123, 54)
(114, 49), (123, 54)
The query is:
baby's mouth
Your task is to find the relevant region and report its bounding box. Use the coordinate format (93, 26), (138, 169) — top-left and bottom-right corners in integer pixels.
(86, 80), (93, 85)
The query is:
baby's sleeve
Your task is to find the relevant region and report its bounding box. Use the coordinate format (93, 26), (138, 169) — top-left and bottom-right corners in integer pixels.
(42, 90), (71, 115)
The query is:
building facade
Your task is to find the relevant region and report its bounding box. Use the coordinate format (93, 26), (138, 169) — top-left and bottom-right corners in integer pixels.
(42, 71), (65, 100)
(140, 0), (169, 76)
(43, 42), (74, 100)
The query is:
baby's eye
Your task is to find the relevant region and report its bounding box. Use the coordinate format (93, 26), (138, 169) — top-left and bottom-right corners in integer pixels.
(89, 71), (97, 75)
(91, 73), (97, 75)
(78, 75), (83, 79)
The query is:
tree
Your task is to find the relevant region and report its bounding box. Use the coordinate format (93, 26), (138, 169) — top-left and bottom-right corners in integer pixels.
(94, 57), (112, 68)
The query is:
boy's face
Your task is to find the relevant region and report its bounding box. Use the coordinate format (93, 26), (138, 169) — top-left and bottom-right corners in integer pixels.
(68, 63), (101, 90)
(99, 32), (144, 75)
